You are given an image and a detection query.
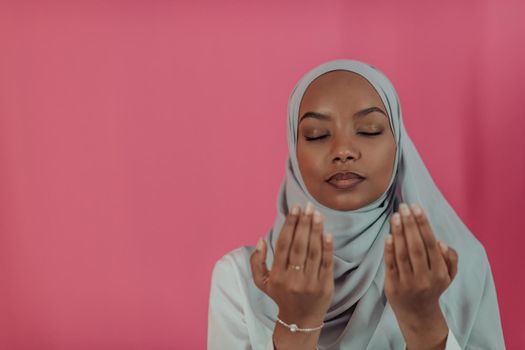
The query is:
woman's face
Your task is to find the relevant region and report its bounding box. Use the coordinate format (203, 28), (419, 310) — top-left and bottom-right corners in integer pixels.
(297, 70), (397, 211)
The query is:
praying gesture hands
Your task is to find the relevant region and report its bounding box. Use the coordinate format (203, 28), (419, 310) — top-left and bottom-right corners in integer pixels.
(250, 202), (333, 350)
(384, 203), (459, 350)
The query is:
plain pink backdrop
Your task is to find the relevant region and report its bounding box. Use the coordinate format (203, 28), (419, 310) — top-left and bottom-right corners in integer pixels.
(1, 1), (523, 349)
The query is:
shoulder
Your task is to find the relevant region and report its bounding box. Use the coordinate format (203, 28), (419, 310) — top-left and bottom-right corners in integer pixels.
(452, 229), (491, 278)
(443, 232), (490, 298)
(212, 245), (256, 273)
(211, 245), (257, 288)
(442, 228), (495, 307)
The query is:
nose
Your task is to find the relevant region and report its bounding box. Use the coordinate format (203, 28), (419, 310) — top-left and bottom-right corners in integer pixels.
(331, 139), (360, 164)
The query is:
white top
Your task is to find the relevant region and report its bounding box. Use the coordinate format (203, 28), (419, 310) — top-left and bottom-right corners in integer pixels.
(208, 246), (462, 350)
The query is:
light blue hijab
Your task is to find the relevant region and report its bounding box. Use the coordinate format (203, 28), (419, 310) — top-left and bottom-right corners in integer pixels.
(250, 59), (505, 349)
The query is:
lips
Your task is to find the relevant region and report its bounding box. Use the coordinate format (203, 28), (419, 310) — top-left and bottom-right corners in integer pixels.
(326, 171), (364, 182)
(326, 171), (365, 190)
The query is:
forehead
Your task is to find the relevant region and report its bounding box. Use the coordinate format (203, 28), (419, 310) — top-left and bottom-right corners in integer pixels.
(300, 70), (384, 109)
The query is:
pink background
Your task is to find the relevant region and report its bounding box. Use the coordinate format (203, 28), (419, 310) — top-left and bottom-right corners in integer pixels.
(1, 1), (524, 349)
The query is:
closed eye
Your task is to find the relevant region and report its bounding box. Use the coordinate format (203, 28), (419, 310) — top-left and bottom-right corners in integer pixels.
(358, 132), (382, 136)
(305, 132), (382, 141)
(305, 134), (329, 141)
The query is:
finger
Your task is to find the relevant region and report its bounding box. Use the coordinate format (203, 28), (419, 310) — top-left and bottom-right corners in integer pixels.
(250, 237), (270, 291)
(384, 234), (399, 281)
(391, 212), (411, 279)
(319, 233), (334, 280)
(399, 203), (429, 275)
(439, 242), (459, 281)
(288, 201), (314, 268)
(305, 209), (323, 277)
(273, 204), (301, 271)
(410, 203), (442, 271)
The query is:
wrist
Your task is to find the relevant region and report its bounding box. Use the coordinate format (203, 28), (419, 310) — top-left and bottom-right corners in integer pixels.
(273, 319), (321, 350)
(396, 302), (442, 329)
(396, 303), (448, 350)
(277, 317), (324, 333)
(277, 311), (325, 329)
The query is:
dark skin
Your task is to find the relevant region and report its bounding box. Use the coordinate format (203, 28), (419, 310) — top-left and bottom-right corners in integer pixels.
(297, 69), (396, 211)
(251, 71), (459, 350)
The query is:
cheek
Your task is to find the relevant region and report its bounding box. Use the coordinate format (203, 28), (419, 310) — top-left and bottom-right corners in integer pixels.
(297, 145), (325, 180)
(370, 142), (396, 184)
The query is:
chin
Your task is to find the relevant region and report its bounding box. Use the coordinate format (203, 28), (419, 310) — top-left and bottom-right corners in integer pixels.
(321, 196), (366, 212)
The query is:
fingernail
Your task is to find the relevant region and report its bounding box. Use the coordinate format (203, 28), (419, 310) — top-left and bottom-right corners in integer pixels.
(325, 233), (333, 244)
(393, 213), (401, 225)
(313, 210), (322, 223)
(256, 238), (264, 251)
(385, 234), (393, 245)
(291, 205), (299, 215)
(305, 201), (314, 215)
(399, 203), (410, 216)
(410, 203), (421, 216)
(439, 241), (448, 253)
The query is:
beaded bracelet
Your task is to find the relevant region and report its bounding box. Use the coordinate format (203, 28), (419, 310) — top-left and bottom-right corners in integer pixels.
(277, 317), (325, 333)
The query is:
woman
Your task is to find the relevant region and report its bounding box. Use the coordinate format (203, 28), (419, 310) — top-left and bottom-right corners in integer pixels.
(207, 59), (505, 349)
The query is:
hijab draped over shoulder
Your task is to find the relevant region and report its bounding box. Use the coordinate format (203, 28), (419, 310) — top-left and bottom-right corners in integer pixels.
(246, 59), (505, 349)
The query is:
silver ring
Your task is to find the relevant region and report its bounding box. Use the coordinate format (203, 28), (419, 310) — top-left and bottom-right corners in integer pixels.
(288, 264), (303, 270)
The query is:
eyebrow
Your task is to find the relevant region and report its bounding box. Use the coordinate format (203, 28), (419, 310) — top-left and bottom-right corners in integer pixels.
(299, 106), (387, 124)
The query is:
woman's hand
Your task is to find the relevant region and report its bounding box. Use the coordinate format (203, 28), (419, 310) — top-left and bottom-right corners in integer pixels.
(250, 202), (334, 350)
(384, 202), (459, 350)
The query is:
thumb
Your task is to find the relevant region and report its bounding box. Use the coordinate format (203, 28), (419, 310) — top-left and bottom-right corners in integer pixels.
(439, 241), (458, 281)
(250, 237), (270, 291)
